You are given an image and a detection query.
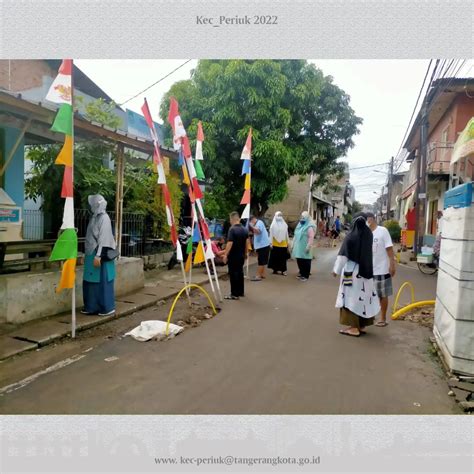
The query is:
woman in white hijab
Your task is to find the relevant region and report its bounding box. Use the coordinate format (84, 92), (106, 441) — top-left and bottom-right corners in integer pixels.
(81, 194), (117, 316)
(268, 211), (290, 275)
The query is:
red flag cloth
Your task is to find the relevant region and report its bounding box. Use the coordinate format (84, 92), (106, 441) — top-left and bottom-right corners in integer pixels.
(192, 178), (203, 199)
(199, 218), (210, 241)
(182, 136), (192, 158)
(240, 188), (251, 205)
(168, 97), (179, 131)
(188, 187), (196, 204)
(153, 145), (161, 165)
(170, 224), (178, 247)
(141, 99), (154, 130)
(161, 184), (171, 206)
(197, 121), (205, 141)
(58, 59), (73, 75)
(61, 166), (74, 198)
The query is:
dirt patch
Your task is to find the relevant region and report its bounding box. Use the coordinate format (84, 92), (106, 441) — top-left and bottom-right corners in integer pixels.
(397, 306), (434, 329)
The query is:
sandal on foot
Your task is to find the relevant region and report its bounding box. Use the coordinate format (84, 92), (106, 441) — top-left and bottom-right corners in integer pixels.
(339, 329), (360, 337)
(375, 321), (388, 327)
(224, 295), (239, 300)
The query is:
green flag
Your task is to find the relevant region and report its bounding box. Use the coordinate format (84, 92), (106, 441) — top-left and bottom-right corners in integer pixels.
(186, 238), (193, 255)
(51, 103), (73, 136)
(194, 160), (205, 180)
(49, 228), (78, 261)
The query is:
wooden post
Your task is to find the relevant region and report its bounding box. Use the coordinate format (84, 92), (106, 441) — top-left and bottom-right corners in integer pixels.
(115, 144), (125, 256)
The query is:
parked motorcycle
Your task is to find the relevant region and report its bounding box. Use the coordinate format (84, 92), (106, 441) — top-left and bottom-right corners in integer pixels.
(167, 226), (192, 270)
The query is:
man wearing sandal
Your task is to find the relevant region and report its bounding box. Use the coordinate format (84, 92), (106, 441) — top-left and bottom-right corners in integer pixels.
(366, 212), (396, 327)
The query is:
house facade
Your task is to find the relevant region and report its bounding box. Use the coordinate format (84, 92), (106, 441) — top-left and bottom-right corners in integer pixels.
(399, 78), (474, 238)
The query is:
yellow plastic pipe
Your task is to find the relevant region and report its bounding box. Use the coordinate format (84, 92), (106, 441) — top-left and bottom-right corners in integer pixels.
(165, 283), (218, 336)
(392, 281), (415, 313)
(391, 300), (435, 320)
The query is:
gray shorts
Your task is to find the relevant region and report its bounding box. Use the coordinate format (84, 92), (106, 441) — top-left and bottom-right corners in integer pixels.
(374, 274), (393, 298)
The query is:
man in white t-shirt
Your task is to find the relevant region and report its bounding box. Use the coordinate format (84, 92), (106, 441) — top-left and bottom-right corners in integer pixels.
(366, 212), (396, 327)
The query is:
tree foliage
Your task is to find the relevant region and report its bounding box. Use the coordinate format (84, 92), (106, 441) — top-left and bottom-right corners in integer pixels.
(160, 60), (362, 216)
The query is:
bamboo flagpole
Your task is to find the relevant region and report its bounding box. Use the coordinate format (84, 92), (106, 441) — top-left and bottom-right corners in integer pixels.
(45, 59), (78, 338)
(140, 99), (189, 296)
(240, 129), (252, 279)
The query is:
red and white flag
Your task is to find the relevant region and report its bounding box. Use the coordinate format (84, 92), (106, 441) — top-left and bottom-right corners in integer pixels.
(168, 97), (187, 150)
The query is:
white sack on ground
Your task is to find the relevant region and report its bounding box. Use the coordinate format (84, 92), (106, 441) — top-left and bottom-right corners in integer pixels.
(124, 320), (184, 342)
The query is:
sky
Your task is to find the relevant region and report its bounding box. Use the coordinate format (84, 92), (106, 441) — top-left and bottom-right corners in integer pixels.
(75, 59), (473, 204)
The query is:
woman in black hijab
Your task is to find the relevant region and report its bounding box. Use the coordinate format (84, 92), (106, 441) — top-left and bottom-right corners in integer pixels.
(332, 214), (380, 337)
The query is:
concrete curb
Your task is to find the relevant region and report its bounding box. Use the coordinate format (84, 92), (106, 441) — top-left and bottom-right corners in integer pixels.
(0, 271), (224, 362)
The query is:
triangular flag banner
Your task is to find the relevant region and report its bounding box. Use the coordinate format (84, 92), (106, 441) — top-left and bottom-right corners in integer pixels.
(200, 218), (210, 241)
(46, 59), (72, 105)
(205, 241), (215, 260)
(186, 157), (197, 179)
(168, 98), (187, 150)
(50, 228), (78, 261)
(240, 188), (251, 205)
(161, 184), (171, 206)
(141, 99), (155, 130)
(240, 130), (252, 159)
(61, 166), (73, 198)
(153, 146), (161, 166)
(194, 159), (205, 180)
(193, 242), (205, 264)
(176, 242), (183, 262)
(242, 159), (251, 175)
(51, 103), (73, 136)
(244, 173), (251, 190)
(197, 121), (205, 142)
(182, 136), (192, 158)
(56, 258), (76, 293)
(157, 162), (166, 184)
(178, 149), (185, 166)
(185, 252), (192, 272)
(165, 205), (173, 226)
(192, 224), (201, 243)
(61, 197), (75, 229)
(55, 135), (73, 166)
(196, 199), (205, 219)
(192, 178), (203, 199)
(170, 224), (178, 247)
(188, 187), (195, 204)
(241, 203), (251, 220)
(181, 164), (190, 185)
(186, 238), (193, 254)
(195, 140), (204, 161)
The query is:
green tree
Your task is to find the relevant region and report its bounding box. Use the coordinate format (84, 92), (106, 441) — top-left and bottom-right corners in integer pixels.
(160, 60), (362, 216)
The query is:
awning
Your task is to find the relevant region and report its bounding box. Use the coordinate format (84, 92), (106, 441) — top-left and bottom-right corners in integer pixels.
(452, 117), (474, 165)
(401, 181), (417, 199)
(312, 194), (332, 206)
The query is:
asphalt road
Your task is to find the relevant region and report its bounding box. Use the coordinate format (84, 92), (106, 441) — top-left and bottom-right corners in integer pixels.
(0, 248), (459, 414)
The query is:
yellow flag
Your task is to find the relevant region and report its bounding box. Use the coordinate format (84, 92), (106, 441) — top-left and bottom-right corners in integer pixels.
(182, 164), (190, 185)
(247, 239), (252, 251)
(56, 258), (76, 292)
(55, 135), (73, 166)
(185, 252), (192, 272)
(193, 242), (205, 264)
(244, 173), (251, 190)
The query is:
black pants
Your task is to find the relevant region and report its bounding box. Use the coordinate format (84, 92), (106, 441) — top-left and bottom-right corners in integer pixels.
(228, 259), (245, 297)
(296, 258), (312, 279)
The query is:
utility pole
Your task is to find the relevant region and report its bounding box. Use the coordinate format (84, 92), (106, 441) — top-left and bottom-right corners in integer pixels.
(386, 156), (394, 221)
(415, 104), (429, 253)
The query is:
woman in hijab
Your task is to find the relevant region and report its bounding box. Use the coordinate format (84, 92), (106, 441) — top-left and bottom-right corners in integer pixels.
(81, 194), (117, 316)
(333, 214), (380, 337)
(268, 211), (290, 275)
(291, 211), (316, 281)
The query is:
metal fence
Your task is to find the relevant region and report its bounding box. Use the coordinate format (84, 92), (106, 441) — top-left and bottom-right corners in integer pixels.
(23, 209), (172, 257)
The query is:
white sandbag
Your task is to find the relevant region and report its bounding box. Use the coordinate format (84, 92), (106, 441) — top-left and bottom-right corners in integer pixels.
(124, 320), (184, 342)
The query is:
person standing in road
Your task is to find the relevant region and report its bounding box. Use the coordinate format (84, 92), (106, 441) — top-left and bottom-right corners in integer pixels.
(268, 211), (290, 275)
(249, 215), (271, 281)
(291, 211), (316, 281)
(333, 214), (380, 337)
(222, 212), (249, 300)
(366, 211), (396, 327)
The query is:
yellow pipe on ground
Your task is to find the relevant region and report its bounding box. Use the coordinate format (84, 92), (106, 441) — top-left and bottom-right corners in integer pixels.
(165, 284), (218, 336)
(393, 281), (415, 313)
(391, 300), (435, 320)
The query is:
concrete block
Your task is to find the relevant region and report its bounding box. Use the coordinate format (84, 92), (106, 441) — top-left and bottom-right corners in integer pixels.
(0, 336), (37, 360)
(0, 257), (144, 324)
(442, 206), (474, 241)
(436, 270), (474, 321)
(440, 238), (474, 273)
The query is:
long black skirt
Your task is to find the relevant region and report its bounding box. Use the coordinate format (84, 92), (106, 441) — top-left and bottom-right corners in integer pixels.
(268, 246), (288, 273)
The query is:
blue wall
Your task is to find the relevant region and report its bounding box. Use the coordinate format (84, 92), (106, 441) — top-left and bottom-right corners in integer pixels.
(2, 125), (25, 208)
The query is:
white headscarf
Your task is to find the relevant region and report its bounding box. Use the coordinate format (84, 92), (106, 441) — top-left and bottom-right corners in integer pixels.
(88, 194), (107, 216)
(85, 194), (116, 255)
(270, 211), (288, 243)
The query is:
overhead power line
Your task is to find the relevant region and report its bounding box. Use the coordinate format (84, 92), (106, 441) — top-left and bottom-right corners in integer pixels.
(348, 162), (389, 171)
(119, 59), (193, 107)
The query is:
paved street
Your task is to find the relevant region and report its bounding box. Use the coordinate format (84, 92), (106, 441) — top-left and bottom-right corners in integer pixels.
(0, 248), (459, 414)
